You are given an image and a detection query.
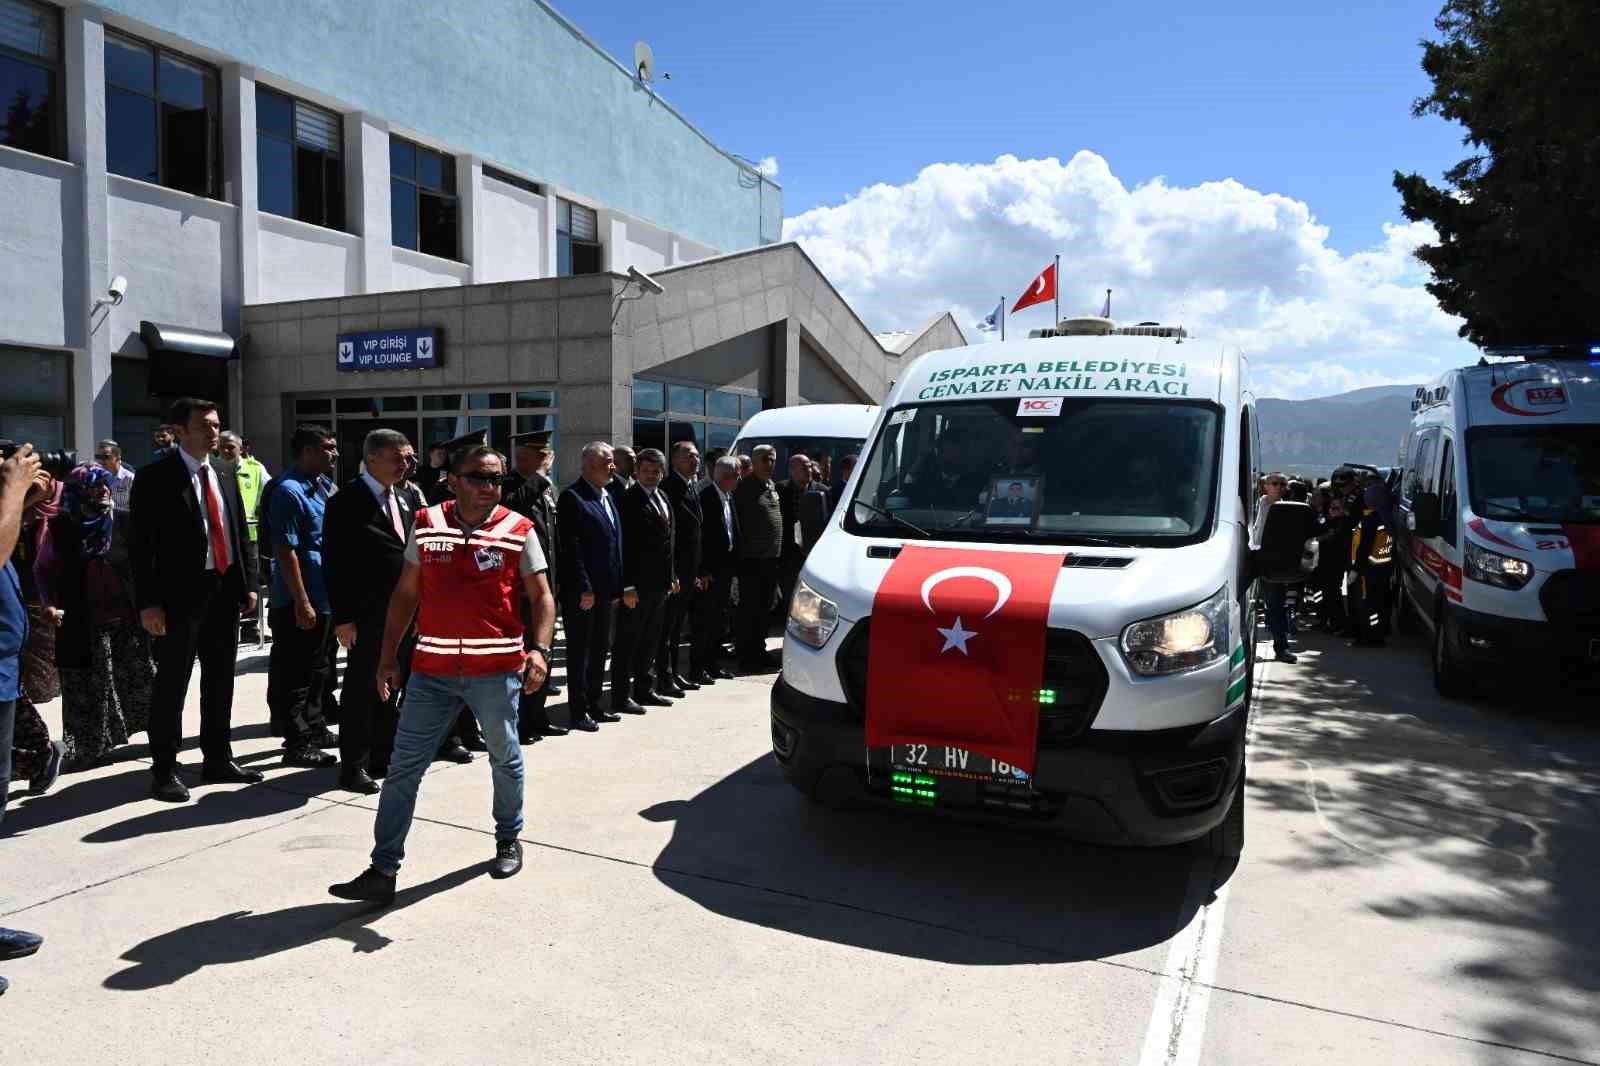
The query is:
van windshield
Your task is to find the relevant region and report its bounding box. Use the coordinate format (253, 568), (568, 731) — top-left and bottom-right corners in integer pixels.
(844, 398), (1222, 545)
(1467, 425), (1600, 524)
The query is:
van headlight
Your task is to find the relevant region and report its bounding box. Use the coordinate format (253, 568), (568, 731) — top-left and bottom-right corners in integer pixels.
(1120, 586), (1229, 677)
(1463, 540), (1533, 590)
(787, 580), (840, 649)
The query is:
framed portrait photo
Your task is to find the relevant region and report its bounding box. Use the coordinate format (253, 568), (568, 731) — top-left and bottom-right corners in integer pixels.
(985, 474), (1042, 526)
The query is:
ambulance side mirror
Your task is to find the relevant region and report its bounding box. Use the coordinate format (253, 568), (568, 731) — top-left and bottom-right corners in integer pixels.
(1254, 500), (1317, 584)
(1412, 492), (1441, 539)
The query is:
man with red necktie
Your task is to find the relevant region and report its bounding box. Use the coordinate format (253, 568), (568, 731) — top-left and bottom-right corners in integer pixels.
(130, 397), (262, 802)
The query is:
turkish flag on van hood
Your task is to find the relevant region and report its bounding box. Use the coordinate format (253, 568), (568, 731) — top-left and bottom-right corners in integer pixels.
(865, 545), (1066, 776)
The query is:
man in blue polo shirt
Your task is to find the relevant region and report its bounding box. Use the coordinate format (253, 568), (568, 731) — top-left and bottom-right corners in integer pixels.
(0, 443), (45, 994)
(265, 424), (340, 770)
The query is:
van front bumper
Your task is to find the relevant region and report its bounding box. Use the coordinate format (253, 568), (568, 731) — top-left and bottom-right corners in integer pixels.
(1445, 601), (1600, 678)
(769, 676), (1245, 846)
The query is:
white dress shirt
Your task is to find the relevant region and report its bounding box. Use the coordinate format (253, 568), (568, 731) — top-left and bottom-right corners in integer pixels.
(362, 470), (408, 539)
(717, 488), (734, 550)
(178, 447), (231, 570)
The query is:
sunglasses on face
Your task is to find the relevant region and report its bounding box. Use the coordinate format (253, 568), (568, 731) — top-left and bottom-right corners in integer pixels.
(95, 453), (114, 461)
(459, 471), (505, 487)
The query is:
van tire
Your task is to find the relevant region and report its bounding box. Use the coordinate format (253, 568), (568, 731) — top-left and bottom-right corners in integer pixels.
(1202, 770), (1246, 860)
(1432, 605), (1467, 699)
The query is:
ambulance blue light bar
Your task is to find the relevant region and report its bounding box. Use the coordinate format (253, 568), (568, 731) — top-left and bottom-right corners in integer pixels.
(1482, 343), (1600, 361)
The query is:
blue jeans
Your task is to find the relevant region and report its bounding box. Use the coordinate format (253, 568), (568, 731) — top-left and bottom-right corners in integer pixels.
(371, 671), (524, 874)
(0, 697), (13, 830)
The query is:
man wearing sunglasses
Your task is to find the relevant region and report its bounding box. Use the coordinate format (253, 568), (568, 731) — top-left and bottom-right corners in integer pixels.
(330, 444), (556, 903)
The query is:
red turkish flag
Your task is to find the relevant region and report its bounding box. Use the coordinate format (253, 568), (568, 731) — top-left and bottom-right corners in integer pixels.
(1011, 262), (1057, 313)
(864, 545), (1066, 775)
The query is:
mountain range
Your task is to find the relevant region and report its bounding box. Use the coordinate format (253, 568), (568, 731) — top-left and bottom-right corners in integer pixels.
(1256, 384), (1418, 477)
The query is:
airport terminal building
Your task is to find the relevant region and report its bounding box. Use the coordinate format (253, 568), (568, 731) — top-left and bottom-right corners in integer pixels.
(0, 0), (962, 474)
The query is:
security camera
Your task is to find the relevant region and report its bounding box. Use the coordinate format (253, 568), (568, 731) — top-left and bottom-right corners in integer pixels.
(628, 265), (664, 296)
(108, 275), (128, 305)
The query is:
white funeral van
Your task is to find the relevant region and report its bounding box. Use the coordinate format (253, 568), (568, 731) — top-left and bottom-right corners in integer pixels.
(730, 403), (879, 474)
(1393, 349), (1600, 694)
(771, 320), (1300, 856)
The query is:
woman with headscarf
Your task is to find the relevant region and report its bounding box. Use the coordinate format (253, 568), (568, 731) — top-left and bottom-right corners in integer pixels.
(40, 464), (154, 770)
(8, 468), (64, 794)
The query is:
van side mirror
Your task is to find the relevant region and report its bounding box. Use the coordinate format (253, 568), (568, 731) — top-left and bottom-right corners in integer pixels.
(1412, 491), (1441, 538)
(1254, 500), (1317, 584)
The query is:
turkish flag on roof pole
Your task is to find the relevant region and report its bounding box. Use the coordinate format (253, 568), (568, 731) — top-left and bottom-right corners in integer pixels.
(1011, 261), (1057, 314)
(865, 545), (1066, 776)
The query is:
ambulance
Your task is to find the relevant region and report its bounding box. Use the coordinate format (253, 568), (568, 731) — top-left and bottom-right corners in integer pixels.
(1393, 348), (1600, 694)
(770, 319), (1299, 856)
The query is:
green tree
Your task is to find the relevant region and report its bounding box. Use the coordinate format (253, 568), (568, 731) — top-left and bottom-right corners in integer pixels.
(1394, 0), (1600, 346)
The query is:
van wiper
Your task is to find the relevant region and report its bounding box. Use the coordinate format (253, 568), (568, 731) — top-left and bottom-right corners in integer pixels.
(1052, 533), (1134, 548)
(852, 500), (932, 539)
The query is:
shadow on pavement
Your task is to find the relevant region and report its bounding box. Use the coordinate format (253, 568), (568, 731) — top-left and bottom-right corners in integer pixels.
(103, 863), (486, 990)
(642, 754), (1207, 966)
(80, 768), (340, 844)
(1249, 626), (1600, 1060)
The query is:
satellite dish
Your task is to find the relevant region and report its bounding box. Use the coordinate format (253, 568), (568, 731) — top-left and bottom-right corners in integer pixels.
(634, 41), (654, 82)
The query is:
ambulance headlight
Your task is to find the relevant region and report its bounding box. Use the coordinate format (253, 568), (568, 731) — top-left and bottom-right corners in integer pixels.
(1463, 541), (1533, 590)
(787, 580), (840, 648)
(1120, 586), (1230, 677)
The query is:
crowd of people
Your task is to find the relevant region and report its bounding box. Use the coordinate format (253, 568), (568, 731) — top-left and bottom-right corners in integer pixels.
(0, 397), (856, 971)
(1253, 465), (1397, 664)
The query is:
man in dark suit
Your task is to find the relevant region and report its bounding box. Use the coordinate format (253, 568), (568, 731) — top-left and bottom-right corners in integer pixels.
(504, 430), (565, 738)
(692, 455), (741, 684)
(776, 453), (814, 611)
(130, 397), (262, 801)
(324, 428), (419, 793)
(556, 442), (624, 731)
(656, 440), (703, 696)
(605, 445), (635, 505)
(611, 448), (676, 713)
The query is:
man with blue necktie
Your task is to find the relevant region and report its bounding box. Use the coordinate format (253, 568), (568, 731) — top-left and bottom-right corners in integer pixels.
(556, 442), (627, 731)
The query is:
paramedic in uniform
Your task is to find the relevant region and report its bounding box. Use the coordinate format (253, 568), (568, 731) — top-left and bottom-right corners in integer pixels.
(329, 444), (555, 904)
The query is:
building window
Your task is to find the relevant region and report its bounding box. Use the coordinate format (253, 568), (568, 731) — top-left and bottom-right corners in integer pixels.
(482, 164), (542, 197)
(0, 0), (61, 158)
(557, 198), (602, 276)
(0, 345), (70, 452)
(257, 86), (344, 230)
(390, 136), (458, 259)
(634, 380), (753, 458)
(105, 32), (220, 197)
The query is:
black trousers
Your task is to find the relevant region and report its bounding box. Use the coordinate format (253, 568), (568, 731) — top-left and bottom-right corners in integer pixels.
(736, 557), (780, 658)
(148, 572), (242, 775)
(613, 588), (668, 701)
(692, 566), (735, 671)
(339, 614), (404, 774)
(656, 586), (692, 682)
(561, 592), (615, 717)
(1350, 564), (1393, 640)
(267, 607), (334, 749)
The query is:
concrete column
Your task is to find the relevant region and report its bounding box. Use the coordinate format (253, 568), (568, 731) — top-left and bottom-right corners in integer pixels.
(775, 319), (801, 407)
(667, 236), (681, 267)
(457, 153), (482, 282)
(64, 6), (111, 455)
(600, 209), (628, 272)
(542, 189), (560, 277)
(344, 113), (391, 293)
(222, 66), (258, 306)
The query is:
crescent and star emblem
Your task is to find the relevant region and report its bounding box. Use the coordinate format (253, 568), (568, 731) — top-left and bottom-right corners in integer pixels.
(919, 566), (1012, 656)
(1032, 276), (1046, 296)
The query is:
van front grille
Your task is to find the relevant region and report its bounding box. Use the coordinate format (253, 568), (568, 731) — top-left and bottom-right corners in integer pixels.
(1540, 570), (1600, 626)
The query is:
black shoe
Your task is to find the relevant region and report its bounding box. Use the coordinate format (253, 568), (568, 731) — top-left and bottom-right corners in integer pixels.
(636, 691), (673, 707)
(284, 746), (337, 769)
(438, 743), (474, 764)
(462, 735), (489, 753)
(201, 760), (265, 785)
(0, 928), (43, 961)
(657, 683), (688, 699)
(712, 666), (735, 680)
(691, 669), (717, 686)
(593, 710), (622, 724)
(490, 839), (523, 879)
(307, 726), (339, 749)
(1276, 649), (1299, 663)
(610, 697), (645, 715)
(151, 772), (190, 802)
(541, 723), (570, 737)
(369, 759), (390, 780)
(670, 673), (699, 692)
(329, 867), (396, 905)
(28, 740), (63, 795)
(570, 714), (600, 732)
(339, 769), (381, 795)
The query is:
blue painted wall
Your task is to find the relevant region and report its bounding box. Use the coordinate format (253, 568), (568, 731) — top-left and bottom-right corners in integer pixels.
(98, 0), (780, 252)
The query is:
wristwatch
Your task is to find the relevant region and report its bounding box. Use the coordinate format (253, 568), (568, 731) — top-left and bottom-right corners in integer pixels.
(526, 642), (552, 660)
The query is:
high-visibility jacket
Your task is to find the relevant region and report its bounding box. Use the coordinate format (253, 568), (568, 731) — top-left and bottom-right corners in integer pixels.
(411, 502), (533, 676)
(236, 456), (270, 543)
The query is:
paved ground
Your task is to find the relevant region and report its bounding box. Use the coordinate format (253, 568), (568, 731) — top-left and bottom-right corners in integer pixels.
(2, 626), (1596, 1065)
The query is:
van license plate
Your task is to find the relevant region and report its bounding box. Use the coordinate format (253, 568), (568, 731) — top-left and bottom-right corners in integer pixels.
(890, 744), (1030, 784)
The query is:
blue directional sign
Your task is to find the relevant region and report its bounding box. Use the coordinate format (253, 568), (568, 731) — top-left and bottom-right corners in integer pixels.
(335, 327), (442, 372)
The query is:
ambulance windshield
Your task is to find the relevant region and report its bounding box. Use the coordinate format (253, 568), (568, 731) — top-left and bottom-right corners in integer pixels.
(845, 398), (1221, 545)
(1468, 425), (1600, 524)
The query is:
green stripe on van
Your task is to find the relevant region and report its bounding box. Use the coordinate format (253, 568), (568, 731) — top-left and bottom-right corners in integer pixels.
(1229, 645), (1246, 668)
(1225, 677), (1248, 705)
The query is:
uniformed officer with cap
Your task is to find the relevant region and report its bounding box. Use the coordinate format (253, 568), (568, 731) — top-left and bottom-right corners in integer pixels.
(422, 429), (487, 506)
(505, 430), (565, 738)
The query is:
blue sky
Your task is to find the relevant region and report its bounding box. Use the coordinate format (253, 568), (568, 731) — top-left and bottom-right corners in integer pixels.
(573, 0), (1461, 254)
(570, 1), (1477, 397)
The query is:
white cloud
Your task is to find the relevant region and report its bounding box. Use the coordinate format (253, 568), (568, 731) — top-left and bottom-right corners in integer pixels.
(782, 152), (1476, 399)
(756, 156), (779, 178)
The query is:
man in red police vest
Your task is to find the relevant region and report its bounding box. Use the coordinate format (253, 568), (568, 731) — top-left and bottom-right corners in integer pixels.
(330, 444), (555, 904)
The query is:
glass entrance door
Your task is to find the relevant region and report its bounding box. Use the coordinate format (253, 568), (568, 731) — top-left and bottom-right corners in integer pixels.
(334, 417), (418, 484)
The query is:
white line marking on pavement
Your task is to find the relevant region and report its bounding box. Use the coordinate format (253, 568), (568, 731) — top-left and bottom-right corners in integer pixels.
(1136, 657), (1272, 1066)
